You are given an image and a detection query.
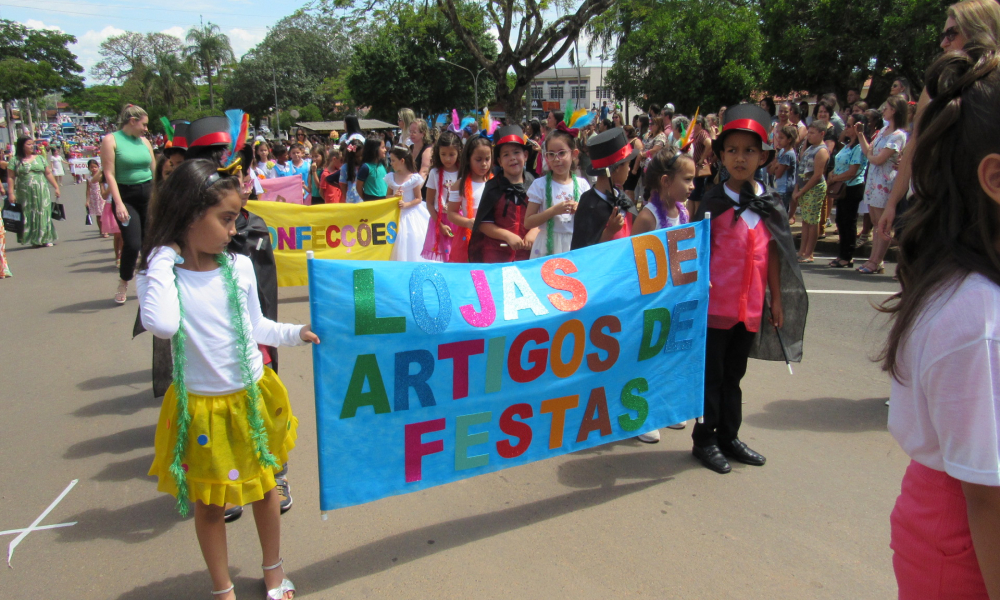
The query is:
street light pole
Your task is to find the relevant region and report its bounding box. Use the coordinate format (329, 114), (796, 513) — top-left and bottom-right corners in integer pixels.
(439, 57), (487, 116)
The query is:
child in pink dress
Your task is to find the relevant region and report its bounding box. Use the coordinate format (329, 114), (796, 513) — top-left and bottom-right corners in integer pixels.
(86, 159), (108, 238)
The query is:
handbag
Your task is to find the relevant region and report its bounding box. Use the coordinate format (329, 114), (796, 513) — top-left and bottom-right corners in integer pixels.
(826, 180), (846, 201)
(51, 202), (66, 221)
(2, 199), (23, 234)
(85, 213), (93, 226)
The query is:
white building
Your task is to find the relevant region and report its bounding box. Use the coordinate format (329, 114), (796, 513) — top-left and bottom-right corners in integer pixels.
(527, 65), (644, 122)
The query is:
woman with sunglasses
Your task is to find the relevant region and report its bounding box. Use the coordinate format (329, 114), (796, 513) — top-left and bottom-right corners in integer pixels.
(876, 0), (1000, 241)
(294, 128), (312, 151)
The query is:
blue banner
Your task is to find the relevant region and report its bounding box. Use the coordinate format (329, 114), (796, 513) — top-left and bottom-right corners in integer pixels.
(309, 220), (711, 511)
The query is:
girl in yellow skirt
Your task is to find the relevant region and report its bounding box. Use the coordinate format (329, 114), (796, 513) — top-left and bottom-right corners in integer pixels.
(137, 159), (319, 600)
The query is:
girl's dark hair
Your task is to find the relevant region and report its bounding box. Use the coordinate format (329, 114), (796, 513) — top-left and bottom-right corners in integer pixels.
(457, 136), (492, 180)
(885, 95), (909, 129)
(864, 108), (883, 137)
(185, 145), (225, 164)
(545, 127), (576, 151)
(638, 115), (650, 136)
(344, 139), (364, 181)
(778, 124), (798, 147)
(87, 158), (99, 169)
(761, 97), (776, 116)
(432, 130), (463, 170)
(845, 113), (867, 147)
(878, 48), (1000, 380)
(643, 146), (694, 225)
(549, 111), (564, 125)
(14, 136), (31, 160)
(139, 159), (241, 270)
(528, 120), (541, 138)
(623, 125), (636, 139)
(600, 118), (613, 131)
(361, 134), (383, 165)
(272, 144), (288, 158)
(154, 154), (168, 185)
(390, 145), (415, 172)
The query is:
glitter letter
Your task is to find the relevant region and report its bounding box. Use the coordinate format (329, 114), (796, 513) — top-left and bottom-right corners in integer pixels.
(638, 307), (671, 361)
(438, 339), (485, 400)
(354, 269), (406, 335)
(586, 315), (621, 372)
(501, 266), (549, 321)
(540, 258), (588, 312)
(340, 354), (391, 418)
(394, 350), (436, 411)
(409, 265), (452, 334)
(667, 226), (699, 286)
(631, 234), (667, 295)
(459, 270), (496, 327)
(617, 378), (649, 432)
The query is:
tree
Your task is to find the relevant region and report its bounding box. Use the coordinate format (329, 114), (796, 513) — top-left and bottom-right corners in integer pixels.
(63, 85), (123, 118)
(144, 51), (197, 117)
(0, 20), (83, 94)
(759, 0), (945, 104)
(92, 32), (184, 83)
(344, 4), (497, 118)
(224, 10), (353, 122)
(590, 0), (768, 114)
(185, 22), (235, 111)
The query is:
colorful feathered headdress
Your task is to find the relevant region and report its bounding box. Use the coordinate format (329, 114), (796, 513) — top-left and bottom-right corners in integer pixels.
(219, 108), (249, 173)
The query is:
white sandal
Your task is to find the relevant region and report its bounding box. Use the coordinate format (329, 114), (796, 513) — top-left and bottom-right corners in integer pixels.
(212, 583), (235, 598)
(263, 558), (295, 599)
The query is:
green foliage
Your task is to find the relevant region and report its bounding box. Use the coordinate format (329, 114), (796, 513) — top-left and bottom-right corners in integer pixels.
(63, 85), (123, 118)
(92, 32), (184, 83)
(185, 22), (235, 110)
(0, 20), (83, 98)
(345, 4), (497, 118)
(597, 0), (768, 114)
(760, 0), (945, 103)
(224, 10), (353, 122)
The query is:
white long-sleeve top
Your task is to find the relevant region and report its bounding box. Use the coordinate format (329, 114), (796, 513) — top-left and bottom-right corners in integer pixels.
(137, 246), (305, 395)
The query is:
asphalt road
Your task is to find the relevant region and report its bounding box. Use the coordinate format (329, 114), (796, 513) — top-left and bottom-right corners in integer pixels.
(0, 181), (906, 599)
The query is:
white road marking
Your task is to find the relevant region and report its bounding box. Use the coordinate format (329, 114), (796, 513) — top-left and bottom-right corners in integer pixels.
(807, 290), (897, 295)
(7, 479), (78, 567)
(0, 522), (77, 536)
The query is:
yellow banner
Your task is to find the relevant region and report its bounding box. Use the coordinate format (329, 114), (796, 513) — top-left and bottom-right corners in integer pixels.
(246, 199), (400, 287)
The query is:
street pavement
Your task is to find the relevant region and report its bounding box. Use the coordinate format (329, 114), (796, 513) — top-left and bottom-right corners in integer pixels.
(0, 181), (907, 599)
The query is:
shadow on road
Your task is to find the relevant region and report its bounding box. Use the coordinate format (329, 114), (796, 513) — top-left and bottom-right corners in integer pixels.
(63, 424), (156, 459)
(743, 397), (889, 433)
(77, 370), (148, 391)
(70, 264), (118, 274)
(93, 453), (157, 482)
(56, 495), (185, 545)
(50, 298), (122, 314)
(277, 295), (309, 305)
(73, 388), (158, 417)
(557, 449), (697, 488)
(68, 257), (114, 267)
(114, 570), (252, 600)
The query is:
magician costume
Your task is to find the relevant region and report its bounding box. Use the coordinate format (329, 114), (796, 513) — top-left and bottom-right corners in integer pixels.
(468, 126), (535, 263)
(690, 104), (808, 474)
(570, 127), (638, 250)
(134, 115), (280, 397)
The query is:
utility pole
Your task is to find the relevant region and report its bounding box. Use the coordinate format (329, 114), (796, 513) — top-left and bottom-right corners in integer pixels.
(272, 65), (280, 136)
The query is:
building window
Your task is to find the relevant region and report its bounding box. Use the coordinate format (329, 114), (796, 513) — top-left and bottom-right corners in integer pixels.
(531, 87), (543, 100)
(596, 87), (612, 100)
(570, 85), (587, 100)
(549, 86), (564, 100)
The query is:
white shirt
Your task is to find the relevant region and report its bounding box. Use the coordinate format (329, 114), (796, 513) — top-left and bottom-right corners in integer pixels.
(426, 168), (459, 193)
(447, 179), (487, 214)
(527, 175), (590, 234)
(722, 181), (763, 229)
(137, 247), (305, 395)
(888, 273), (1000, 486)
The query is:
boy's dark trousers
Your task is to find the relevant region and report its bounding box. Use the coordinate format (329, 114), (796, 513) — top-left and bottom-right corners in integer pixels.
(692, 323), (757, 448)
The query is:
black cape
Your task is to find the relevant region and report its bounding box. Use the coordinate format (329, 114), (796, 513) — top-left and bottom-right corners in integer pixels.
(134, 209), (280, 397)
(693, 181), (808, 362)
(468, 172), (534, 262)
(571, 186), (622, 250)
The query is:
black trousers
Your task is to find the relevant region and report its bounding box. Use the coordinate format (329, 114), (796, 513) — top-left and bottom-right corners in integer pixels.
(115, 180), (152, 281)
(835, 183), (865, 262)
(692, 323), (757, 448)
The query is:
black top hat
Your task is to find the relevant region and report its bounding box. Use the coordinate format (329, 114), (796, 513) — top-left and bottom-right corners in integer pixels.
(165, 120), (190, 157)
(711, 104), (774, 166)
(494, 125), (528, 148)
(344, 115), (362, 136)
(585, 127), (639, 177)
(187, 116), (231, 149)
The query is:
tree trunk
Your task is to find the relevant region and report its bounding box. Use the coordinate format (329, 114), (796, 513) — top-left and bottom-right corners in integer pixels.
(208, 70), (215, 111)
(23, 99), (34, 136)
(498, 82), (528, 124)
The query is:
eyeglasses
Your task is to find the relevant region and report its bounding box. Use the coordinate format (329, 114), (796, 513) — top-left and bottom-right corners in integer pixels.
(940, 26), (959, 43)
(544, 150), (571, 161)
(297, 133), (306, 137)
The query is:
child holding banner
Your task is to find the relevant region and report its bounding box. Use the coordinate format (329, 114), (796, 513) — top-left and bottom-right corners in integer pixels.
(468, 125), (537, 262)
(137, 159), (319, 600)
(570, 127), (635, 250)
(525, 126), (587, 257)
(386, 144), (429, 262)
(446, 135), (493, 263)
(421, 131), (462, 261)
(691, 104), (806, 474)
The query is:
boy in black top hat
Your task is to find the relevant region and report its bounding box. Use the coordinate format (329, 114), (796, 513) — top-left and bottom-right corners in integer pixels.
(570, 127), (638, 250)
(690, 104), (807, 474)
(469, 125), (536, 262)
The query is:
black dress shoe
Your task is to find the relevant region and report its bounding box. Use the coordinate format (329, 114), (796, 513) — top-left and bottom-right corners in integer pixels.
(692, 445), (731, 474)
(720, 439), (766, 466)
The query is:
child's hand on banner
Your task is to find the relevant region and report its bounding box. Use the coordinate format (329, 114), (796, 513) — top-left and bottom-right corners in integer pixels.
(299, 324), (320, 344)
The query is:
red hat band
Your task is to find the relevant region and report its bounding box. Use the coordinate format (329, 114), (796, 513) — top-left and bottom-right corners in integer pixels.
(590, 143), (633, 170)
(721, 118), (768, 142)
(496, 134), (525, 146)
(191, 132), (231, 148)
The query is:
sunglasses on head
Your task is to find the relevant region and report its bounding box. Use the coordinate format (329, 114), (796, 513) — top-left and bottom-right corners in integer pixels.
(940, 26), (959, 43)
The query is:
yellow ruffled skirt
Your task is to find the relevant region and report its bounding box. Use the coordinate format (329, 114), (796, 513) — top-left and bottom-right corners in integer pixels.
(148, 367), (298, 507)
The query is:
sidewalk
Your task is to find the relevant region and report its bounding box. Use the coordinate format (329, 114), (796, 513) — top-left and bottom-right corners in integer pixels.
(789, 217), (898, 263)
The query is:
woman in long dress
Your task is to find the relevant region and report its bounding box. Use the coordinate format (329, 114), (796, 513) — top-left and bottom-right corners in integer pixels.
(8, 137), (60, 247)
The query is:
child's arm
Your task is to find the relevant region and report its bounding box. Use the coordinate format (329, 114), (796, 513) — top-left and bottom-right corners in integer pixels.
(446, 186), (474, 228)
(480, 222), (525, 249)
(631, 207), (657, 236)
(240, 258), (318, 346)
(600, 208), (625, 242)
(767, 240), (783, 328)
(136, 246), (181, 339)
(772, 161), (788, 179)
(963, 482), (1000, 598)
(793, 149), (828, 200)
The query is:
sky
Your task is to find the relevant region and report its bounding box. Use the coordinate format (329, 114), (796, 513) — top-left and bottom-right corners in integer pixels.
(7, 0), (590, 86)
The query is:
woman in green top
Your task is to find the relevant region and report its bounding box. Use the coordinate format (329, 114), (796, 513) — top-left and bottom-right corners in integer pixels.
(355, 135), (389, 201)
(100, 104), (156, 304)
(7, 136), (61, 247)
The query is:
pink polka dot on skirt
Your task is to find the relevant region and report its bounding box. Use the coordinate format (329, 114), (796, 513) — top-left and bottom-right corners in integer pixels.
(228, 469), (239, 481)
